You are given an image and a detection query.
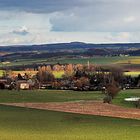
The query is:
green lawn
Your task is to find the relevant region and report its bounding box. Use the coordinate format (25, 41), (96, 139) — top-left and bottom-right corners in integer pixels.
(0, 105), (139, 140)
(0, 89), (139, 140)
(113, 89), (140, 108)
(0, 90), (102, 103)
(50, 56), (140, 65)
(0, 70), (5, 77)
(1, 56), (140, 67)
(0, 89), (140, 108)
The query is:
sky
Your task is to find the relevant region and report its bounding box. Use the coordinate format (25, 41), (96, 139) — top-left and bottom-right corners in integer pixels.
(0, 0), (140, 45)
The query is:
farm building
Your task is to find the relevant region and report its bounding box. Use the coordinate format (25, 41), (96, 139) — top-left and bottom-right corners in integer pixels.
(16, 79), (37, 90)
(16, 80), (30, 90)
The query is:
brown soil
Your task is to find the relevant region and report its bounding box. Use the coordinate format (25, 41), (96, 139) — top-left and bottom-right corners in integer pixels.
(1, 101), (140, 120)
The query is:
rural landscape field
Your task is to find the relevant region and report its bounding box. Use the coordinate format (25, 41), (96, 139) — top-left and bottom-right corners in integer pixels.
(0, 89), (140, 140)
(1, 34), (140, 140)
(0, 30), (140, 140)
(0, 59), (140, 140)
(0, 0), (140, 140)
(1, 56), (140, 78)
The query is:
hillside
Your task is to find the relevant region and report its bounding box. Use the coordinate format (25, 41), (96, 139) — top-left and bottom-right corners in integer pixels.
(1, 42), (140, 53)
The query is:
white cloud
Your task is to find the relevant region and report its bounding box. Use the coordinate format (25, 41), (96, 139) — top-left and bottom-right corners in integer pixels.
(1, 31), (140, 46)
(12, 26), (29, 35)
(124, 16), (136, 23)
(0, 1), (140, 45)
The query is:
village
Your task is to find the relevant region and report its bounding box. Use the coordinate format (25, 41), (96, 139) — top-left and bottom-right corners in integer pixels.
(0, 0), (140, 140)
(0, 63), (140, 91)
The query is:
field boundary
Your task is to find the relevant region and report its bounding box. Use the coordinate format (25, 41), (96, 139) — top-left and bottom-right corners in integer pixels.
(1, 101), (140, 120)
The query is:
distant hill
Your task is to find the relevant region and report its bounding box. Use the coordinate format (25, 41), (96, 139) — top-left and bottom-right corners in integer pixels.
(1, 42), (140, 62)
(0, 42), (140, 52)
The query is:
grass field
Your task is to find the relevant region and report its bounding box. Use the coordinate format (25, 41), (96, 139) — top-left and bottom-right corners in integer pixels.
(0, 70), (5, 77)
(54, 56), (130, 65)
(113, 89), (140, 108)
(0, 105), (139, 140)
(1, 56), (140, 67)
(116, 58), (140, 64)
(0, 89), (140, 140)
(0, 89), (139, 108)
(1, 56), (140, 78)
(53, 71), (65, 78)
(50, 56), (140, 65)
(0, 90), (102, 103)
(124, 71), (140, 77)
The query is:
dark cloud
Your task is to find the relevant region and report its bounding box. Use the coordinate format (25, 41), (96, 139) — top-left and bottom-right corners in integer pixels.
(0, 0), (140, 32)
(0, 0), (84, 13)
(50, 0), (140, 32)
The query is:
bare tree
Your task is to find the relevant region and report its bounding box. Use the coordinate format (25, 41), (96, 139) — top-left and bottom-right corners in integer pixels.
(103, 81), (120, 104)
(36, 70), (55, 84)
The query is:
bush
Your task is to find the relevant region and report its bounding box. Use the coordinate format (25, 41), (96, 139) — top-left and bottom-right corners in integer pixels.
(103, 95), (112, 104)
(106, 83), (120, 99)
(103, 81), (120, 104)
(135, 99), (140, 108)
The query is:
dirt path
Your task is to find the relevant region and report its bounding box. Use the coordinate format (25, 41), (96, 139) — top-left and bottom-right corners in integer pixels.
(1, 101), (140, 120)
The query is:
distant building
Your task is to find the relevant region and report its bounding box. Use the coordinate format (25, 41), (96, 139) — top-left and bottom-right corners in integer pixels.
(16, 80), (30, 90)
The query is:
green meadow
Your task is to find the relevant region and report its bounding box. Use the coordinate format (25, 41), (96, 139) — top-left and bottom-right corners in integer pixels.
(0, 70), (5, 77)
(50, 56), (140, 65)
(0, 90), (102, 103)
(0, 89), (139, 107)
(0, 105), (139, 140)
(1, 56), (140, 67)
(2, 56), (140, 78)
(0, 89), (140, 140)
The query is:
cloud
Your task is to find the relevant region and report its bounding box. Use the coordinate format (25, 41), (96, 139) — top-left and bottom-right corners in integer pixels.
(1, 0), (140, 33)
(49, 0), (140, 32)
(0, 0), (84, 13)
(0, 11), (52, 34)
(12, 26), (29, 36)
(0, 0), (140, 45)
(1, 31), (140, 46)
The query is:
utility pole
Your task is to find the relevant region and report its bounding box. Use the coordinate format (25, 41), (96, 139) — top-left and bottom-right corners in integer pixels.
(87, 60), (90, 70)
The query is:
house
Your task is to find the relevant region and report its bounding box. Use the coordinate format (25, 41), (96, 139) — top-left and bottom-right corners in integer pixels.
(16, 79), (38, 90)
(16, 80), (30, 90)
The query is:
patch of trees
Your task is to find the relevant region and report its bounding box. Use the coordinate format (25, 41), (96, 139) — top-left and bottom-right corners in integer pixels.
(36, 67), (55, 84)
